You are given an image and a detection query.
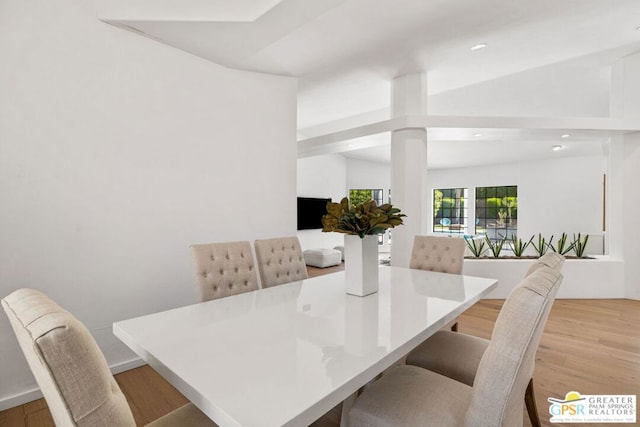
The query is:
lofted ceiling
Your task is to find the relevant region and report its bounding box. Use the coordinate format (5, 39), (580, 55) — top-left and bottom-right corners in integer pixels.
(100, 0), (640, 167)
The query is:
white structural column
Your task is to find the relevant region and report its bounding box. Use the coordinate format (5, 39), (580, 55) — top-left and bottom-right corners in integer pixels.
(610, 52), (640, 300)
(390, 74), (428, 267)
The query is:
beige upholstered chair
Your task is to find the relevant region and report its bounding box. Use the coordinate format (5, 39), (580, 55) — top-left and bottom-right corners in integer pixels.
(410, 235), (466, 330)
(254, 236), (308, 288)
(190, 241), (259, 302)
(525, 251), (565, 277)
(410, 235), (466, 274)
(404, 254), (565, 427)
(2, 289), (217, 427)
(349, 265), (563, 427)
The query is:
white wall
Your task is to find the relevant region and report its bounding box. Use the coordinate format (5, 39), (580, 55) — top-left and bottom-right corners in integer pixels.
(426, 155), (605, 254)
(297, 155), (346, 250)
(346, 158), (391, 193)
(0, 0), (297, 409)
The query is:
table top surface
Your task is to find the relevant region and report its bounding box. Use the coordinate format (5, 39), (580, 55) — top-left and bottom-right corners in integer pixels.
(113, 266), (497, 427)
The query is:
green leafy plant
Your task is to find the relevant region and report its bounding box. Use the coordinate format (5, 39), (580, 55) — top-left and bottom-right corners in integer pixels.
(551, 232), (574, 255)
(465, 236), (487, 258)
(321, 197), (405, 238)
(572, 233), (590, 258)
(485, 236), (507, 258)
(509, 234), (534, 257)
(531, 233), (554, 257)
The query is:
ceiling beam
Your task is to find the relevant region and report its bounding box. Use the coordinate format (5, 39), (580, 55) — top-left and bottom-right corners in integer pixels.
(297, 115), (640, 158)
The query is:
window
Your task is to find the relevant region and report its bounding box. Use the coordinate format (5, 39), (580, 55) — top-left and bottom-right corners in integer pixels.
(349, 189), (385, 244)
(433, 188), (468, 234)
(349, 189), (383, 206)
(475, 186), (517, 241)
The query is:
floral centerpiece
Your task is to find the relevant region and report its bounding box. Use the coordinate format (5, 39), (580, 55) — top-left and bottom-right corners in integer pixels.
(321, 197), (406, 296)
(321, 197), (405, 238)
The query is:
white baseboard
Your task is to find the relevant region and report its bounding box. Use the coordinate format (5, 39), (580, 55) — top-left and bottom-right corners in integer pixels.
(0, 357), (144, 412)
(0, 387), (43, 412)
(110, 357), (145, 375)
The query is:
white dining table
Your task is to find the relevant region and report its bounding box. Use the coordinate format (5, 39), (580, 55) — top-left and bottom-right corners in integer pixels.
(113, 266), (497, 427)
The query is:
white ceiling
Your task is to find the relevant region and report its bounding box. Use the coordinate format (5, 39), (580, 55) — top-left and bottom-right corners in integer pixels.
(101, 0), (640, 167)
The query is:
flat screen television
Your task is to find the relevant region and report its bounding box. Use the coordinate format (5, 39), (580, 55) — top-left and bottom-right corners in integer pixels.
(297, 197), (331, 230)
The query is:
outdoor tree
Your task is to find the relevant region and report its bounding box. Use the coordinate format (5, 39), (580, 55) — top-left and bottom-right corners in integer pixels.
(433, 189), (443, 218)
(349, 189), (374, 206)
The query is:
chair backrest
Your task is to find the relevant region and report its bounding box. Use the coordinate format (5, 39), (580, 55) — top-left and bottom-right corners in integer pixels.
(1, 289), (136, 427)
(465, 266), (563, 427)
(254, 236), (308, 288)
(190, 241), (259, 302)
(409, 235), (466, 274)
(525, 252), (565, 277)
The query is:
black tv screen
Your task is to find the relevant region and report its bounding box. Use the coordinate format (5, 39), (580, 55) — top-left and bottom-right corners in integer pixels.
(297, 197), (331, 230)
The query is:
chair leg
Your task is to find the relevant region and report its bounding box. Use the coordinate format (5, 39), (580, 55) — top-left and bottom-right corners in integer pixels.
(451, 322), (458, 332)
(525, 378), (541, 427)
(340, 392), (357, 427)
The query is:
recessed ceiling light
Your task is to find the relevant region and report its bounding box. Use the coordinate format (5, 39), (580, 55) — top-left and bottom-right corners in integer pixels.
(470, 43), (487, 51)
(348, 144), (354, 148)
(473, 133), (483, 137)
(552, 145), (564, 151)
(561, 134), (571, 138)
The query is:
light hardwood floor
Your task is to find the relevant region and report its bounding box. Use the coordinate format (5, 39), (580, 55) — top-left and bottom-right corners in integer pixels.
(2, 264), (639, 426)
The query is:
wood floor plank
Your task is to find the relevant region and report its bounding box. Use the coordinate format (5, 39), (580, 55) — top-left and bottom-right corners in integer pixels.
(22, 399), (47, 415)
(0, 405), (25, 427)
(115, 364), (189, 426)
(24, 408), (53, 427)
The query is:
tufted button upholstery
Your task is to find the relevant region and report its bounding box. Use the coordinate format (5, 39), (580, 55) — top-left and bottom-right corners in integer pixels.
(254, 236), (308, 288)
(409, 235), (466, 274)
(190, 241), (259, 302)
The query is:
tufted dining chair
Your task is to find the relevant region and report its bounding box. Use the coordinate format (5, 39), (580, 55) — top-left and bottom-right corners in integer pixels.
(2, 288), (217, 427)
(410, 235), (466, 331)
(190, 241), (259, 302)
(409, 235), (466, 274)
(254, 236), (308, 288)
(403, 254), (565, 427)
(349, 265), (563, 427)
(525, 251), (565, 277)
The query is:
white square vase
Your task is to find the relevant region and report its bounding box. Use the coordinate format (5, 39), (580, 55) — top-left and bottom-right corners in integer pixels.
(344, 234), (379, 297)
